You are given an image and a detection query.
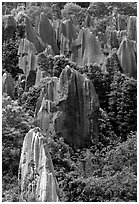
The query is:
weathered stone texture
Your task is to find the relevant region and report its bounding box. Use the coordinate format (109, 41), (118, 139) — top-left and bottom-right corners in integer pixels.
(18, 127), (59, 202)
(35, 66), (99, 148)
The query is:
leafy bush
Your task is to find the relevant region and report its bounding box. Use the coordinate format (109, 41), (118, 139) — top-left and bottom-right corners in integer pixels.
(98, 108), (117, 147)
(25, 4), (52, 25)
(37, 54), (77, 77)
(2, 2), (137, 202)
(2, 177), (19, 202)
(88, 2), (137, 18)
(2, 35), (23, 78)
(74, 168), (136, 202)
(108, 72), (137, 140)
(88, 2), (109, 18)
(61, 3), (81, 18)
(2, 94), (34, 179)
(47, 131), (136, 202)
(20, 86), (41, 116)
(109, 2), (137, 16)
(103, 131), (137, 175)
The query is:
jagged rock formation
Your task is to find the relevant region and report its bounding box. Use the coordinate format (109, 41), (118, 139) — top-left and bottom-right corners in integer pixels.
(25, 17), (45, 54)
(35, 66), (100, 148)
(55, 66), (100, 147)
(2, 72), (15, 99)
(59, 19), (78, 56)
(18, 38), (37, 77)
(127, 16), (137, 42)
(70, 28), (106, 72)
(37, 12), (60, 55)
(84, 14), (94, 28)
(18, 127), (60, 202)
(117, 38), (137, 79)
(18, 38), (38, 90)
(35, 77), (59, 134)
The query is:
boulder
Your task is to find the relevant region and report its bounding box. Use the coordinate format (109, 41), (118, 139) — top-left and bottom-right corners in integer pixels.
(35, 66), (99, 148)
(18, 127), (60, 202)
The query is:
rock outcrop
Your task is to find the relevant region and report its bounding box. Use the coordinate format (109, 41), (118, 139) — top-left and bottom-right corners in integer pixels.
(25, 17), (45, 53)
(37, 12), (60, 55)
(35, 77), (59, 134)
(18, 38), (37, 77)
(117, 38), (137, 79)
(2, 73), (15, 99)
(35, 66), (100, 148)
(127, 16), (137, 42)
(18, 127), (60, 202)
(70, 28), (106, 73)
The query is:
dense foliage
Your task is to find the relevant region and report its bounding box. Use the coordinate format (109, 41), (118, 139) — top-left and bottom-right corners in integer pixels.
(88, 2), (137, 17)
(3, 52), (137, 201)
(2, 94), (34, 201)
(2, 2), (137, 202)
(47, 131), (137, 202)
(2, 36), (22, 78)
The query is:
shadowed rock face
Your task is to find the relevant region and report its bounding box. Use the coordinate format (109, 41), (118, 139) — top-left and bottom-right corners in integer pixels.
(117, 38), (137, 79)
(35, 66), (99, 148)
(54, 66), (99, 148)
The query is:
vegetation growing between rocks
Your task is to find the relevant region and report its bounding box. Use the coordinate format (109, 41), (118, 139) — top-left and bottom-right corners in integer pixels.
(2, 2), (137, 202)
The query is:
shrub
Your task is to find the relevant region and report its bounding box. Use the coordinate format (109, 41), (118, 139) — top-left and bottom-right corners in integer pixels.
(98, 108), (117, 147)
(58, 132), (137, 202)
(2, 35), (23, 78)
(25, 4), (52, 25)
(88, 2), (137, 18)
(88, 2), (109, 18)
(103, 131), (137, 175)
(2, 177), (19, 202)
(61, 3), (81, 19)
(20, 86), (41, 116)
(37, 54), (77, 77)
(2, 94), (34, 177)
(108, 73), (137, 140)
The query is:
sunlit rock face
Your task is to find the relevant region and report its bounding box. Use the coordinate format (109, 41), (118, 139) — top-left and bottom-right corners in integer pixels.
(2, 73), (15, 99)
(18, 127), (59, 202)
(35, 66), (99, 148)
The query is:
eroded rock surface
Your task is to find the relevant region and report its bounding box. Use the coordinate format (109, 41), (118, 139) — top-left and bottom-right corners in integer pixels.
(117, 38), (137, 79)
(2, 73), (15, 99)
(18, 127), (60, 202)
(35, 66), (99, 148)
